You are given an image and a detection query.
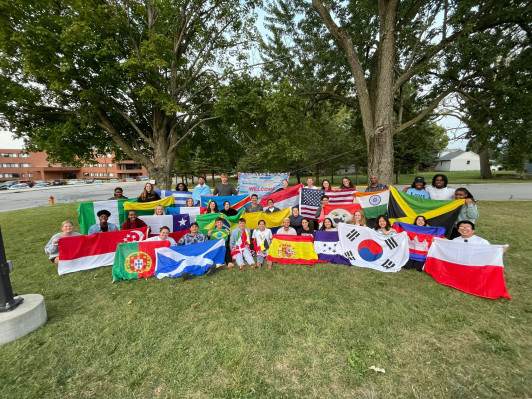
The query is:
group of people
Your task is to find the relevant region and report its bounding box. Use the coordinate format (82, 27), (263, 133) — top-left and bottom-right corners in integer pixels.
(46, 172), (497, 275)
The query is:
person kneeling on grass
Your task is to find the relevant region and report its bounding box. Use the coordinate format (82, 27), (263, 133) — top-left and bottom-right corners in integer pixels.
(177, 222), (208, 245)
(230, 218), (255, 271)
(254, 220), (273, 269)
(145, 226), (177, 246)
(207, 217), (235, 269)
(45, 220), (81, 264)
(88, 209), (119, 234)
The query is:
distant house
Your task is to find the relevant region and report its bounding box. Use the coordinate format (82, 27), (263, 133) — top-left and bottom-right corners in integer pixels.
(435, 150), (480, 171)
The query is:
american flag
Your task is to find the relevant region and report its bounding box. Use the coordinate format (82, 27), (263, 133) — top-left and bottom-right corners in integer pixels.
(299, 188), (325, 219)
(325, 188), (357, 205)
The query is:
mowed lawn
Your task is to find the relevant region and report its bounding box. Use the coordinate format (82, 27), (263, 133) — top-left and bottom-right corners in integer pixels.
(0, 201), (530, 398)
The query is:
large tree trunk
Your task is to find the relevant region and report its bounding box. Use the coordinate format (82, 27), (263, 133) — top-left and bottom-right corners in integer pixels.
(479, 149), (493, 179)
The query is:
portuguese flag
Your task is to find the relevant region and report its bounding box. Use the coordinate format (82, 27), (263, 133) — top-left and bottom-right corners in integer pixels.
(112, 240), (170, 282)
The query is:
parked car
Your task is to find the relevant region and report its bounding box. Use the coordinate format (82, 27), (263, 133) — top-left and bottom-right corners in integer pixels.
(109, 178), (119, 183)
(9, 183), (30, 190)
(0, 185), (8, 190)
(2, 180), (18, 188)
(53, 179), (66, 185)
(136, 176), (149, 181)
(85, 178), (94, 184)
(34, 182), (51, 188)
(123, 178), (136, 182)
(17, 179), (35, 187)
(68, 179), (85, 185)
(93, 180), (103, 184)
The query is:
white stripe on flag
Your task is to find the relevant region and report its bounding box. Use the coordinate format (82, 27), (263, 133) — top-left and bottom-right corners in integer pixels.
(58, 253), (115, 275)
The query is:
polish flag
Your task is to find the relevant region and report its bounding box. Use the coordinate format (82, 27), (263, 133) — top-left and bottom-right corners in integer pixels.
(58, 227), (149, 275)
(424, 238), (512, 299)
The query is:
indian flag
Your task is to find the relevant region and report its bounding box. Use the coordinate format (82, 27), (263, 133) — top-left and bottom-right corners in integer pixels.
(112, 240), (171, 282)
(78, 199), (137, 235)
(354, 189), (389, 220)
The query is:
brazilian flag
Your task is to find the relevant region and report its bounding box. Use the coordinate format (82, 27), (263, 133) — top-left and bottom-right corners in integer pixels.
(209, 228), (230, 243)
(196, 210), (244, 235)
(387, 187), (464, 237)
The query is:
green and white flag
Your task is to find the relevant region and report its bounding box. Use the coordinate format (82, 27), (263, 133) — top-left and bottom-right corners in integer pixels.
(77, 199), (137, 234)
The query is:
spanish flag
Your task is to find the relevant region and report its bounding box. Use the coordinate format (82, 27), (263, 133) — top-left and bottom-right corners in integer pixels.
(267, 235), (319, 265)
(387, 186), (464, 237)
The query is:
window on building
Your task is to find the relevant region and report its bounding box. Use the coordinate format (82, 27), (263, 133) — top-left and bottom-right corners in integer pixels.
(107, 153), (112, 158)
(0, 174), (3, 178)
(20, 163), (31, 167)
(21, 173), (25, 177)
(109, 173), (114, 177)
(18, 153), (30, 157)
(4, 173), (20, 178)
(2, 163), (18, 167)
(467, 160), (471, 165)
(1, 153), (16, 157)
(29, 173), (33, 177)
(107, 163), (113, 167)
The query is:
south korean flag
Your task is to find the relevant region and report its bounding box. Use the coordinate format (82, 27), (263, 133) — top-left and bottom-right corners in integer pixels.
(337, 223), (409, 272)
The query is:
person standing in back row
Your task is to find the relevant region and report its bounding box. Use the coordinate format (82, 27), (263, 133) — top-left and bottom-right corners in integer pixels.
(365, 174), (387, 192)
(213, 173), (238, 196)
(426, 174), (455, 200)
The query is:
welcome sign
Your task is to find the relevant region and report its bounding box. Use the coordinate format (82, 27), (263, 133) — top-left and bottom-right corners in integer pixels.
(237, 173), (290, 198)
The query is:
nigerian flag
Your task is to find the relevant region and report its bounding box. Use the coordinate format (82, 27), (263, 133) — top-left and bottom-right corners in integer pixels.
(78, 198), (137, 234)
(196, 210), (244, 235)
(112, 240), (171, 282)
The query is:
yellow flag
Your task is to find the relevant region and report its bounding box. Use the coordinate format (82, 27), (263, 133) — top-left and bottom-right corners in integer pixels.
(242, 208), (290, 230)
(124, 196), (175, 211)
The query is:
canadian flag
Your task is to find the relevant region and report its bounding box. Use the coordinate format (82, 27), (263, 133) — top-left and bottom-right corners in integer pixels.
(58, 227), (149, 275)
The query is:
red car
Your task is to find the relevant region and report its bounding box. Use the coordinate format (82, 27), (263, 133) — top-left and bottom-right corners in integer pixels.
(17, 179), (35, 187)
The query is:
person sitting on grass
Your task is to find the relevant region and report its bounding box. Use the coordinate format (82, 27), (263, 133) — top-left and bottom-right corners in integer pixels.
(207, 217), (234, 269)
(297, 218), (314, 236)
(230, 218), (255, 270)
(121, 210), (148, 230)
(88, 209), (119, 234)
(374, 215), (396, 236)
(45, 220), (81, 264)
(277, 218), (297, 235)
(145, 226), (177, 246)
(264, 199), (280, 213)
(177, 222), (208, 245)
(319, 217), (337, 231)
(253, 220), (273, 269)
(403, 215), (429, 272)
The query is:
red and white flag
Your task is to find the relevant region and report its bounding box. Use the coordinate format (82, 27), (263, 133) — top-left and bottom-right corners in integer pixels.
(325, 188), (357, 205)
(424, 238), (512, 299)
(58, 227), (149, 275)
(259, 184), (302, 210)
(318, 203), (362, 226)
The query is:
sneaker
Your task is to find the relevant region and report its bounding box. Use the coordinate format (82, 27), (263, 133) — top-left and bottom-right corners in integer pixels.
(181, 272), (196, 280)
(206, 264), (217, 276)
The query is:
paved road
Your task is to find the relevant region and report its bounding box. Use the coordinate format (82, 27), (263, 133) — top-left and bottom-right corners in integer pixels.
(1, 182), (531, 213)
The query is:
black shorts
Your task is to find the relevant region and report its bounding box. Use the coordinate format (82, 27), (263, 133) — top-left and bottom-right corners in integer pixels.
(50, 257), (58, 263)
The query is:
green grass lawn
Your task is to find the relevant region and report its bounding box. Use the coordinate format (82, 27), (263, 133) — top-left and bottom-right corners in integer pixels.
(0, 201), (530, 398)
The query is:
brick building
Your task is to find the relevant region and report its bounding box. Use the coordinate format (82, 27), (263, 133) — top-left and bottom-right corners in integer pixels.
(0, 150), (148, 182)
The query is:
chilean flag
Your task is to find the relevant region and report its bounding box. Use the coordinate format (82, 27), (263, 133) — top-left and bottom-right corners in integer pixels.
(425, 238), (512, 299)
(58, 227), (149, 275)
(139, 214), (190, 242)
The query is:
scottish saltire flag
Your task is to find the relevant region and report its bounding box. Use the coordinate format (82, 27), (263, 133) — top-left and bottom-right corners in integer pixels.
(337, 223), (409, 272)
(112, 240), (170, 281)
(200, 194), (251, 211)
(392, 222), (446, 261)
(124, 196), (176, 211)
(155, 239), (226, 278)
(387, 187), (464, 237)
(355, 190), (389, 220)
(196, 211), (244, 235)
(425, 238), (512, 299)
(165, 206), (204, 223)
(78, 199), (137, 234)
(299, 188), (325, 220)
(313, 231), (350, 265)
(325, 188), (357, 205)
(139, 214), (190, 241)
(58, 227), (149, 275)
(259, 184), (303, 210)
(267, 235), (319, 265)
(155, 190), (193, 207)
(242, 208), (290, 233)
(318, 203), (362, 227)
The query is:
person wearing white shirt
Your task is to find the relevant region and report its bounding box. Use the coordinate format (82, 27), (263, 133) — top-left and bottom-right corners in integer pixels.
(426, 174), (455, 200)
(305, 177), (317, 189)
(452, 220), (490, 245)
(277, 218), (297, 235)
(145, 226), (177, 246)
